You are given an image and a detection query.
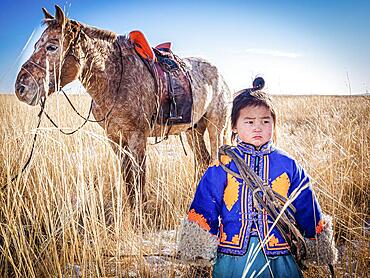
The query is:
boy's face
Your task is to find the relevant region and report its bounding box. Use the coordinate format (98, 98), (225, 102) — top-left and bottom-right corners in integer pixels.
(232, 105), (274, 148)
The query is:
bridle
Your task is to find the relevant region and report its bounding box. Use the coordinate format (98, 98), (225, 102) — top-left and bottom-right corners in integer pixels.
(38, 23), (123, 126)
(55, 24), (123, 124)
(64, 24), (86, 67)
(11, 22), (124, 182)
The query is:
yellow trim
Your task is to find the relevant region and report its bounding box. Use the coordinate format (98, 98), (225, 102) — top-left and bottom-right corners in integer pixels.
(263, 161), (289, 251)
(219, 155), (249, 249)
(224, 174), (240, 211)
(209, 154), (232, 168)
(232, 234), (240, 244)
(271, 172), (290, 198)
(264, 155), (269, 182)
(221, 154), (232, 165)
(263, 210), (289, 250)
(269, 235), (279, 246)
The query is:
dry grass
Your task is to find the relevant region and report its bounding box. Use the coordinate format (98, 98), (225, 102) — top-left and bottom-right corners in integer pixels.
(0, 94), (369, 277)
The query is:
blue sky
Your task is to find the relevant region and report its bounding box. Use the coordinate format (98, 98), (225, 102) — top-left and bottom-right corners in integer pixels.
(1, 0), (369, 94)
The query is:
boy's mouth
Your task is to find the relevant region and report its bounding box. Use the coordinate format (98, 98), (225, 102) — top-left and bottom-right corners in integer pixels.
(252, 136), (263, 139)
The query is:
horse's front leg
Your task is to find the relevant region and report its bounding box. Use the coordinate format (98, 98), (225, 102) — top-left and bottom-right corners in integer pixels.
(108, 131), (147, 209)
(124, 131), (148, 208)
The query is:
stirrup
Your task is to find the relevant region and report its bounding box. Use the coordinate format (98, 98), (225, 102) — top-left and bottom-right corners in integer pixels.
(168, 116), (183, 122)
(168, 100), (182, 122)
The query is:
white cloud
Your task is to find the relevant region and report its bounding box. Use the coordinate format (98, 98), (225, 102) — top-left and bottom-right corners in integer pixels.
(244, 48), (302, 58)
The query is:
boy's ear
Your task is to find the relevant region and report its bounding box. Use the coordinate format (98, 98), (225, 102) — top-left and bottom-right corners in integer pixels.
(232, 127), (237, 133)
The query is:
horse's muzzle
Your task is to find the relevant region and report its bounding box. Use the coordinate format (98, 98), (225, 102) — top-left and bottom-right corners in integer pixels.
(15, 83), (26, 97)
(15, 82), (39, 106)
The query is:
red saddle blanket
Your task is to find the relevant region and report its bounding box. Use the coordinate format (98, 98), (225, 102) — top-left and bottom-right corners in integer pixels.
(129, 30), (193, 125)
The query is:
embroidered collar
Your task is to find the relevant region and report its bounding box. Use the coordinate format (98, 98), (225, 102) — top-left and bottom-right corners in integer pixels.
(236, 140), (275, 156)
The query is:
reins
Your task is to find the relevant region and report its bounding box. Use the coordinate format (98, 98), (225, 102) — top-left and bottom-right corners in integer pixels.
(42, 98), (93, 135)
(60, 89), (103, 122)
(11, 97), (45, 182)
(57, 28), (123, 124)
(10, 93), (93, 182)
(10, 35), (124, 182)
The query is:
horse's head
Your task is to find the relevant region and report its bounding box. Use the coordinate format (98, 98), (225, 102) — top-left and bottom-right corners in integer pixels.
(15, 5), (83, 105)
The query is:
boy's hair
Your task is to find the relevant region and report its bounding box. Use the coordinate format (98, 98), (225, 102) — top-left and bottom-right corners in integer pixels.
(231, 90), (277, 142)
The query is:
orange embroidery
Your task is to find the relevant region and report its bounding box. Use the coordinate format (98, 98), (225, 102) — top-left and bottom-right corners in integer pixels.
(232, 234), (240, 244)
(219, 223), (227, 242)
(209, 160), (220, 167)
(316, 219), (326, 234)
(220, 155), (232, 165)
(188, 209), (211, 231)
(220, 232), (227, 242)
(223, 174), (240, 211)
(271, 172), (290, 198)
(269, 235), (279, 246)
(209, 155), (232, 168)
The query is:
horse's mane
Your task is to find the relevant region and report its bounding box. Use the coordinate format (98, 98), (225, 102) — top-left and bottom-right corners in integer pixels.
(80, 24), (117, 42)
(42, 18), (117, 42)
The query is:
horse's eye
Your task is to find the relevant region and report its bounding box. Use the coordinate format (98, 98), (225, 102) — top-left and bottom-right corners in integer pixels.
(46, 45), (58, 52)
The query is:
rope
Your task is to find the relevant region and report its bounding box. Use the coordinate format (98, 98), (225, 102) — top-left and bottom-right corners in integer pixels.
(42, 100), (93, 135)
(220, 145), (336, 277)
(178, 133), (188, 156)
(60, 90), (104, 122)
(10, 93), (91, 182)
(10, 97), (45, 182)
(218, 145), (307, 263)
(10, 34), (125, 182)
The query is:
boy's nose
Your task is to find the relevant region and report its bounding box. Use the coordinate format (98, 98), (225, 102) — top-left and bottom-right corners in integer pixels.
(253, 123), (262, 131)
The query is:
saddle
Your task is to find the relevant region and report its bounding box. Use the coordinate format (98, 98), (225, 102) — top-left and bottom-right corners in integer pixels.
(129, 30), (193, 125)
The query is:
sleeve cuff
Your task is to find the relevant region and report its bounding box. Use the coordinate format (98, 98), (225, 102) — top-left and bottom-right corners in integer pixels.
(304, 214), (338, 265)
(177, 218), (219, 262)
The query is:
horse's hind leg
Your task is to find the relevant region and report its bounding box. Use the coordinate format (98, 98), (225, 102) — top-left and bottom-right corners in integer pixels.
(204, 103), (230, 162)
(186, 116), (210, 173)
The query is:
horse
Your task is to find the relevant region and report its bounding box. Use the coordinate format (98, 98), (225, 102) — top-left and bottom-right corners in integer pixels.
(14, 5), (232, 207)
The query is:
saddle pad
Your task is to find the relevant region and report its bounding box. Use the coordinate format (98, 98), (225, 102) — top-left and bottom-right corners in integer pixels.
(129, 30), (155, 61)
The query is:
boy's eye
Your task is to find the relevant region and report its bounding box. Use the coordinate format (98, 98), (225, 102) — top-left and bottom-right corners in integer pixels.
(263, 120), (270, 124)
(245, 121), (253, 124)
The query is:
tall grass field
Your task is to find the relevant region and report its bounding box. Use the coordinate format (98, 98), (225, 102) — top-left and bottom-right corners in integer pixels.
(0, 94), (368, 277)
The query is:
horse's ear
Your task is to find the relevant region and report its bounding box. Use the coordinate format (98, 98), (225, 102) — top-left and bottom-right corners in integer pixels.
(42, 7), (54, 19)
(54, 5), (66, 26)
